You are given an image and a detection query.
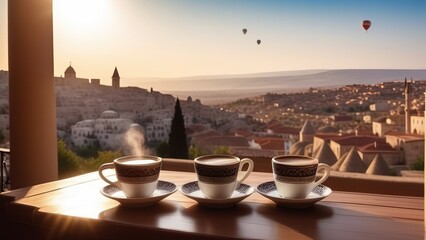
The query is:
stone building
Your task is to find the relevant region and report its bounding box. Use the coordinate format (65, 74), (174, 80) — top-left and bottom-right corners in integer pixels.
(71, 110), (142, 150)
(386, 133), (424, 167)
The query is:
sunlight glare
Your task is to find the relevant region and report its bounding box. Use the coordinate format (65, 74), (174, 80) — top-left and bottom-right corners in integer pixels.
(53, 0), (111, 33)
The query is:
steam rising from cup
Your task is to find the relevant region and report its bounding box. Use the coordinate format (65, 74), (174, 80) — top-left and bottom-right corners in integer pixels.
(123, 126), (150, 156)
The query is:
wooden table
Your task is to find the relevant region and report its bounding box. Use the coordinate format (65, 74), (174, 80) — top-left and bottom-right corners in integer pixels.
(0, 170), (424, 240)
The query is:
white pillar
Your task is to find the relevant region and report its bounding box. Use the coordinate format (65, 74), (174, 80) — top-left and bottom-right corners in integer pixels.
(8, 0), (58, 189)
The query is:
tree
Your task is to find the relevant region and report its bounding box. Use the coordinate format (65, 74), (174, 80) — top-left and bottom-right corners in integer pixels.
(76, 141), (100, 158)
(156, 141), (169, 158)
(57, 139), (81, 178)
(168, 98), (189, 159)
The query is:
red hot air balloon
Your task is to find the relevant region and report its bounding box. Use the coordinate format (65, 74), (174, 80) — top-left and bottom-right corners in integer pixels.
(362, 20), (371, 31)
(242, 28), (247, 35)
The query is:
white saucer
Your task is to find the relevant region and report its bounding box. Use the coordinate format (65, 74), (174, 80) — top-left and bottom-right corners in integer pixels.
(256, 181), (332, 209)
(179, 181), (254, 208)
(100, 180), (177, 208)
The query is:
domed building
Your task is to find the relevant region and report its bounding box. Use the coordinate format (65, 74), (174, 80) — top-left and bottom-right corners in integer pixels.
(100, 110), (120, 119)
(56, 64), (89, 86)
(64, 65), (76, 79)
(71, 110), (143, 150)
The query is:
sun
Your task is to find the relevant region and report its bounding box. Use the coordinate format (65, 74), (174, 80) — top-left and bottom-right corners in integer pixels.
(53, 0), (111, 34)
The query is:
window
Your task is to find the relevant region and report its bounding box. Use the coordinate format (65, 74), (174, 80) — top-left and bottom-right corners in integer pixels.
(1, 1), (425, 190)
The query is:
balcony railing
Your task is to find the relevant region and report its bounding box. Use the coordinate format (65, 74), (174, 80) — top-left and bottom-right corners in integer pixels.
(0, 152), (422, 196)
(0, 148), (10, 192)
(162, 157), (424, 197)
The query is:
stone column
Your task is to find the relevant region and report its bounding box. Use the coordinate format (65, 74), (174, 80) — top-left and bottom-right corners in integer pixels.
(8, 0), (58, 188)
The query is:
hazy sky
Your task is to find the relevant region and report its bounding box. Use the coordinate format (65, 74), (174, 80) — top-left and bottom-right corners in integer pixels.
(1, 0), (426, 86)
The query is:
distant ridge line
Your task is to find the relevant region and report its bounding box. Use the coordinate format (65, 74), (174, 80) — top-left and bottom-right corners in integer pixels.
(128, 69), (426, 92)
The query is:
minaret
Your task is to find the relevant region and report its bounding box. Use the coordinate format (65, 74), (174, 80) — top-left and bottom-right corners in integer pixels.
(404, 78), (411, 134)
(112, 67), (120, 88)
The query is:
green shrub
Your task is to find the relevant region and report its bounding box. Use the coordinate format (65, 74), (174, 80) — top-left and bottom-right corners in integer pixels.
(57, 139), (81, 178)
(80, 150), (122, 173)
(412, 157), (424, 171)
(213, 146), (230, 155)
(189, 145), (207, 159)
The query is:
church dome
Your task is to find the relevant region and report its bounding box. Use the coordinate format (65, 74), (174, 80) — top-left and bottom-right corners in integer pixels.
(65, 66), (75, 74)
(100, 110), (120, 119)
(64, 65), (76, 78)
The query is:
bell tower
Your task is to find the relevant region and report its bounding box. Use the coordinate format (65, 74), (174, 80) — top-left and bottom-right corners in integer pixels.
(112, 67), (120, 88)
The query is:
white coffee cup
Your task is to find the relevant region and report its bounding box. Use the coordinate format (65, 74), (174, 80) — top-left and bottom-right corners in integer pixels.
(272, 155), (330, 199)
(98, 155), (162, 198)
(194, 154), (254, 199)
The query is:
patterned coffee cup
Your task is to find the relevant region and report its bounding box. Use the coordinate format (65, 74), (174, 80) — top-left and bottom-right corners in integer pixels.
(98, 155), (162, 198)
(272, 155), (330, 199)
(194, 154), (254, 199)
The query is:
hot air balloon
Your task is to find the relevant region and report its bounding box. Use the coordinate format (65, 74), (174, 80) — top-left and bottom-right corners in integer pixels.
(242, 28), (247, 35)
(362, 20), (371, 31)
(257, 39), (261, 45)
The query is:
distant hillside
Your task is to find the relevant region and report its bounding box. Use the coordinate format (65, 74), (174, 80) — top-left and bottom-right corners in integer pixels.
(125, 69), (426, 105)
(129, 69), (426, 91)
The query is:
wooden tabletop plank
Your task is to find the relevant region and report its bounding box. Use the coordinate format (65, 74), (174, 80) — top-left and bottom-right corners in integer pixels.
(1, 170), (424, 240)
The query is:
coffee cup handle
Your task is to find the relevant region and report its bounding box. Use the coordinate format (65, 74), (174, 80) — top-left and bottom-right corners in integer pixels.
(313, 163), (330, 187)
(98, 163), (119, 187)
(236, 158), (254, 185)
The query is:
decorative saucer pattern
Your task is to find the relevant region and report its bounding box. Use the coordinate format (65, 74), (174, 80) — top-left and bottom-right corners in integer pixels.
(100, 180), (177, 207)
(256, 181), (332, 209)
(179, 181), (254, 208)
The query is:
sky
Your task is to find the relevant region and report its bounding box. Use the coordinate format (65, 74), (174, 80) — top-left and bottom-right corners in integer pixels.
(1, 0), (426, 86)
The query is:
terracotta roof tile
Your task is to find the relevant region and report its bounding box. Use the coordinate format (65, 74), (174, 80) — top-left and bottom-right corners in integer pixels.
(254, 138), (284, 151)
(385, 133), (424, 142)
(332, 135), (385, 146)
(332, 115), (353, 122)
(271, 126), (300, 135)
(231, 147), (285, 158)
(199, 136), (249, 148)
(314, 133), (351, 141)
(357, 142), (397, 153)
(187, 124), (207, 133)
(232, 130), (255, 138)
(267, 119), (282, 129)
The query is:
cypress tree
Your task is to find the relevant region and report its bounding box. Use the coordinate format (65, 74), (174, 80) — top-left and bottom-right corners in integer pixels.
(168, 98), (189, 159)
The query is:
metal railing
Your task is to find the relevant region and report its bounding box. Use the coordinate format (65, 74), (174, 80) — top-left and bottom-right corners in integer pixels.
(0, 148), (10, 192)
